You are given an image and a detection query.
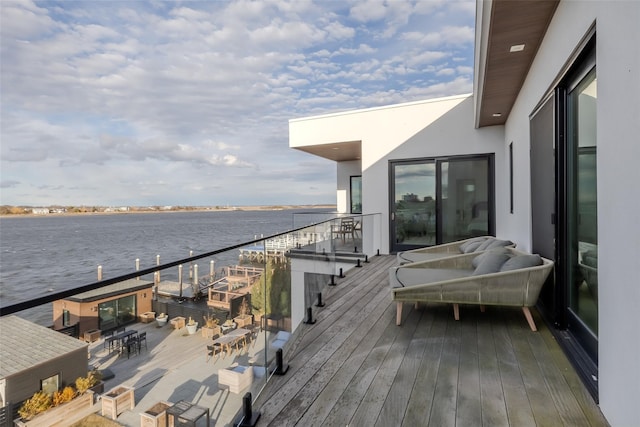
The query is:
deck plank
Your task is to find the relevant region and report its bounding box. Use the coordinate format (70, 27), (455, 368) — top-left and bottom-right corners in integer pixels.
(296, 303), (396, 426)
(427, 314), (461, 427)
(477, 309), (510, 427)
(455, 309), (482, 427)
(401, 305), (445, 426)
(506, 310), (564, 426)
(492, 309), (537, 427)
(321, 308), (400, 426)
(527, 329), (592, 426)
(375, 306), (433, 427)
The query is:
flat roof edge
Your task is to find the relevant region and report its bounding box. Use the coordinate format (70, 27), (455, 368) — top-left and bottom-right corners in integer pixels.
(289, 93), (473, 123)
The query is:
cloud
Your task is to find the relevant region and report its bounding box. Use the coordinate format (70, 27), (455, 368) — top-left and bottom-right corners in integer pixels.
(0, 0), (476, 206)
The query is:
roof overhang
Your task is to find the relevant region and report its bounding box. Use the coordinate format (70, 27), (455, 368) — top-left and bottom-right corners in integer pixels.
(474, 0), (559, 127)
(293, 140), (361, 162)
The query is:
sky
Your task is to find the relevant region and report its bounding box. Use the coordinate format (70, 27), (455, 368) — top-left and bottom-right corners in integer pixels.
(1, 0), (475, 207)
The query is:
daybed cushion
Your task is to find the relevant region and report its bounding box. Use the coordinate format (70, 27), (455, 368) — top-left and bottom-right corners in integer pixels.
(500, 254), (543, 272)
(390, 268), (470, 288)
(472, 251), (511, 275)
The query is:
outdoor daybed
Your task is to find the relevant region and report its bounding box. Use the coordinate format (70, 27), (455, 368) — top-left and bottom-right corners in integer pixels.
(396, 236), (515, 264)
(390, 247), (554, 331)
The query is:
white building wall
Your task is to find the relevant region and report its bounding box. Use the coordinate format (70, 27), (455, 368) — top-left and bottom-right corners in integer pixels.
(291, 95), (505, 253)
(504, 1), (640, 425)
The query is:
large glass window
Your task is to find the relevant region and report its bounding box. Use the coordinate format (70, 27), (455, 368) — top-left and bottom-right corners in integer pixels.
(568, 68), (598, 335)
(350, 176), (362, 214)
(391, 161), (436, 249)
(390, 154), (493, 252)
(98, 295), (136, 331)
(440, 157), (491, 243)
(41, 374), (59, 395)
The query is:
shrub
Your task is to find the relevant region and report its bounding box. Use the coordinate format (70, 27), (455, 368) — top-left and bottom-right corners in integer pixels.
(52, 386), (76, 406)
(18, 391), (52, 420)
(75, 369), (103, 394)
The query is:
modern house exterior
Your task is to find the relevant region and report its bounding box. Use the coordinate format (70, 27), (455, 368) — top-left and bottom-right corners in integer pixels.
(289, 1), (640, 426)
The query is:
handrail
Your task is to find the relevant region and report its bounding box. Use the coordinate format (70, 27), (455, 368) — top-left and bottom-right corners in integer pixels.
(0, 214), (379, 316)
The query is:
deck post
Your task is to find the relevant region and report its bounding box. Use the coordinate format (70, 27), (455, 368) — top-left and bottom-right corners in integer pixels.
(304, 307), (315, 324)
(273, 348), (289, 375)
(236, 392), (260, 427)
(315, 292), (325, 307)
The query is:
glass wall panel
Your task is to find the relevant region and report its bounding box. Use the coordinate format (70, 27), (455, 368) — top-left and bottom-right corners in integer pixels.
(440, 158), (490, 243)
(350, 176), (362, 214)
(568, 69), (598, 335)
(391, 162), (436, 249)
(391, 156), (493, 252)
(99, 300), (118, 331)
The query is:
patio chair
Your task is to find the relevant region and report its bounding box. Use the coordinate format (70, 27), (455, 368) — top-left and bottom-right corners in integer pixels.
(390, 248), (553, 331)
(206, 343), (222, 363)
(137, 332), (147, 351)
(396, 236), (514, 264)
(331, 217), (357, 242)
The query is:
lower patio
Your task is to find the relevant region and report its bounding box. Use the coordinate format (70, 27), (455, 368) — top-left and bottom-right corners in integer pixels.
(254, 254), (608, 426)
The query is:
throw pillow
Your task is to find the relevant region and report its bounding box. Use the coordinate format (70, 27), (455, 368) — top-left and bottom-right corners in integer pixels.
(473, 252), (511, 275)
(471, 247), (511, 268)
(485, 239), (513, 250)
(462, 240), (485, 253)
(475, 237), (498, 251)
(459, 236), (487, 253)
(500, 254), (543, 272)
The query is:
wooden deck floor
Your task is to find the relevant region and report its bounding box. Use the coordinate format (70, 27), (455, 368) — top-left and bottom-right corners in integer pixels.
(254, 254), (608, 427)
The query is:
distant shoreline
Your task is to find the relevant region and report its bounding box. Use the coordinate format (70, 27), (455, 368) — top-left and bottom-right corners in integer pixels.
(0, 205), (337, 218)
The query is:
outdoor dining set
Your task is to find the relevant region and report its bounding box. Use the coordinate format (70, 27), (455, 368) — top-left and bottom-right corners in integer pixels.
(206, 324), (257, 362)
(103, 327), (147, 358)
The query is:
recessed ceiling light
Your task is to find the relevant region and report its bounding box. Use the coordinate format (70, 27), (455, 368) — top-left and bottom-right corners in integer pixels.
(492, 113), (502, 117)
(332, 147), (340, 150)
(510, 44), (525, 52)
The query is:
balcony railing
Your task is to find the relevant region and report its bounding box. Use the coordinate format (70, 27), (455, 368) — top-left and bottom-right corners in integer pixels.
(0, 213), (381, 426)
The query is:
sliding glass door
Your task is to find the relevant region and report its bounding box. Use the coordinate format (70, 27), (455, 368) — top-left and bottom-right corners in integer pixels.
(390, 155), (493, 253)
(390, 161), (437, 250)
(566, 66), (598, 354)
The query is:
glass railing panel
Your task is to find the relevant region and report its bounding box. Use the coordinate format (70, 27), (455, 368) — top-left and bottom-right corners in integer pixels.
(0, 213), (382, 426)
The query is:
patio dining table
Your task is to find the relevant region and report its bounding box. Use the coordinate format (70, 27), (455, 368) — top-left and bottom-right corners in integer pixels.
(213, 328), (250, 358)
(106, 329), (137, 353)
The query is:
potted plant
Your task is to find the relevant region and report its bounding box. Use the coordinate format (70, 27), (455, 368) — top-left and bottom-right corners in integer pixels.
(156, 312), (168, 327)
(233, 297), (253, 328)
(186, 316), (198, 335)
(76, 369), (104, 395)
(202, 313), (220, 338)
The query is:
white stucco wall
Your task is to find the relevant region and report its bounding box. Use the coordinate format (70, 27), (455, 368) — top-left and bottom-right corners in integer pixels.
(291, 95), (505, 253)
(504, 1), (640, 425)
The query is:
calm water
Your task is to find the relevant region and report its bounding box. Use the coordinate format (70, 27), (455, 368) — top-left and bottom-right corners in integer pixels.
(0, 209), (328, 325)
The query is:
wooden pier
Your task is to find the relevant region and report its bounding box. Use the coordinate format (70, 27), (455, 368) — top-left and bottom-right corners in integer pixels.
(206, 265), (263, 311)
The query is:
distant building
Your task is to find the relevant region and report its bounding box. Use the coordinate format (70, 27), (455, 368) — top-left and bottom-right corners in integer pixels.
(52, 278), (154, 337)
